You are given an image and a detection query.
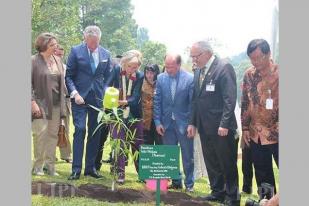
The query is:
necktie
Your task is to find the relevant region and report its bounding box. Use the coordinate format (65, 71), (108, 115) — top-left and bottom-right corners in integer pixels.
(199, 67), (206, 88)
(171, 77), (177, 120)
(171, 77), (177, 101)
(89, 51), (96, 74)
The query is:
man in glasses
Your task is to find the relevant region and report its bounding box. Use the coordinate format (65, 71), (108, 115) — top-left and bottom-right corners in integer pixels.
(188, 40), (239, 206)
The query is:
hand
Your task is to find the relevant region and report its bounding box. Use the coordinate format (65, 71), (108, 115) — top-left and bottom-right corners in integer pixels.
(187, 125), (196, 138)
(118, 100), (128, 106)
(218, 127), (228, 136)
(74, 93), (85, 105)
(263, 194), (279, 206)
(156, 125), (165, 136)
(31, 101), (41, 117)
(259, 199), (269, 206)
(242, 131), (251, 147)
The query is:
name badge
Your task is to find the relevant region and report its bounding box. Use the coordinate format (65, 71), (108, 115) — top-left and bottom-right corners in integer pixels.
(206, 84), (215, 92)
(266, 98), (273, 110)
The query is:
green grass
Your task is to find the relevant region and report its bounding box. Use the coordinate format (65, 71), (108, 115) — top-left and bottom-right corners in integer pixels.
(32, 118), (279, 206)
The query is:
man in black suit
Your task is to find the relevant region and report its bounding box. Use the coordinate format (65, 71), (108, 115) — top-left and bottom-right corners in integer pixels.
(188, 41), (240, 206)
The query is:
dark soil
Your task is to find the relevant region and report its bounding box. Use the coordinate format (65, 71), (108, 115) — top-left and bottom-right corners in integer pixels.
(32, 181), (213, 206)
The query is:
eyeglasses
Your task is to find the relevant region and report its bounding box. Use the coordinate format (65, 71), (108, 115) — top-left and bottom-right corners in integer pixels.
(190, 52), (204, 59)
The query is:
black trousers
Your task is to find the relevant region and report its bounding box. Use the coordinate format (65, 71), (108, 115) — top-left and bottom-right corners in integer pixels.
(95, 124), (109, 171)
(143, 120), (162, 145)
(199, 126), (240, 201)
(242, 146), (254, 190)
(250, 141), (279, 194)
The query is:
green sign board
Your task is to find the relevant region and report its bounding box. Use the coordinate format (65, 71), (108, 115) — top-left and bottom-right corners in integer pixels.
(139, 145), (180, 180)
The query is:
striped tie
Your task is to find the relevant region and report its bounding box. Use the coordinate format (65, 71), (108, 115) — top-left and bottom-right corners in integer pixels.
(199, 67), (206, 88)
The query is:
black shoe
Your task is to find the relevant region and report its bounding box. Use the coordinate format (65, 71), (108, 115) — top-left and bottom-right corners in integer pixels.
(242, 186), (252, 194)
(200, 194), (225, 203)
(185, 187), (194, 193)
(225, 199), (240, 206)
(61, 158), (73, 163)
(101, 158), (112, 164)
(137, 179), (146, 183)
(168, 184), (183, 190)
(68, 172), (80, 180)
(84, 170), (103, 179)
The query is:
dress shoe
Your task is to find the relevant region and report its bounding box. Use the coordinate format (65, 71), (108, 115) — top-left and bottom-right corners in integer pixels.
(32, 168), (44, 176)
(68, 172), (80, 180)
(225, 199), (240, 206)
(200, 194), (224, 203)
(137, 179), (146, 183)
(61, 158), (73, 163)
(168, 184), (183, 190)
(49, 172), (59, 176)
(185, 187), (194, 193)
(84, 170), (103, 179)
(116, 178), (125, 185)
(101, 158), (112, 164)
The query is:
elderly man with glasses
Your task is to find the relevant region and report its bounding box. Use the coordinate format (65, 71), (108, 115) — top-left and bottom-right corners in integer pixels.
(188, 40), (240, 206)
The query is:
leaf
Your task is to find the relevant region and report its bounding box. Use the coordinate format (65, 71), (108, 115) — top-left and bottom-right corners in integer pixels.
(97, 110), (104, 123)
(92, 122), (103, 136)
(88, 104), (103, 112)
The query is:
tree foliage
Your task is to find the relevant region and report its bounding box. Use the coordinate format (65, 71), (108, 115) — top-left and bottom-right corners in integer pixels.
(31, 0), (82, 57)
(32, 0), (166, 64)
(136, 27), (149, 49)
(141, 41), (167, 69)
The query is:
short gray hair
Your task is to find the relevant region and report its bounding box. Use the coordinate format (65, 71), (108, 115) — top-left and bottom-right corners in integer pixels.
(195, 41), (213, 54)
(83, 25), (101, 39)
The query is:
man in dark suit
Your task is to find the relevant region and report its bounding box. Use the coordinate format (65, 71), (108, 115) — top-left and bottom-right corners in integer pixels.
(65, 25), (112, 180)
(188, 41), (240, 205)
(153, 53), (195, 192)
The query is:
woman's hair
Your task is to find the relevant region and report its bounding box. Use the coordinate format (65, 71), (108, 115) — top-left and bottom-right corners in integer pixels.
(144, 64), (160, 81)
(34, 32), (57, 52)
(120, 50), (143, 69)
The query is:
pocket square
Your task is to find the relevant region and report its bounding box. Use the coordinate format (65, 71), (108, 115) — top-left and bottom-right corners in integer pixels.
(101, 59), (108, 63)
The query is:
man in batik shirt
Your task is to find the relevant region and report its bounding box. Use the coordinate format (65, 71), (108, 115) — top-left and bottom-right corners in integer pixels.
(241, 39), (279, 194)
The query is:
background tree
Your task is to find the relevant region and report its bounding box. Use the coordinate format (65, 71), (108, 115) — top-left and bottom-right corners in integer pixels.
(136, 27), (149, 49)
(31, 0), (81, 58)
(230, 52), (251, 103)
(32, 0), (168, 67)
(80, 0), (138, 56)
(141, 41), (167, 69)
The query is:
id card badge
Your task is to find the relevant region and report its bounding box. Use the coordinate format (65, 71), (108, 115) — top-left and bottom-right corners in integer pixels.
(206, 82), (215, 92)
(266, 98), (273, 110)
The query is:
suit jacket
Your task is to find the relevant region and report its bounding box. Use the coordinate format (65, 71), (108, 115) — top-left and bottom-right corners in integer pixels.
(153, 69), (194, 135)
(190, 56), (237, 135)
(111, 65), (144, 119)
(65, 43), (112, 107)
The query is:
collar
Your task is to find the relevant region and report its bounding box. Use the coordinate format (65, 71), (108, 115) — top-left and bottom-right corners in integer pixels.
(205, 55), (215, 69)
(168, 69), (180, 79)
(87, 47), (99, 55)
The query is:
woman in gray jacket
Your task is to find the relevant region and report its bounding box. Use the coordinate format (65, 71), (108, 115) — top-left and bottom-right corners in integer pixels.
(31, 33), (67, 176)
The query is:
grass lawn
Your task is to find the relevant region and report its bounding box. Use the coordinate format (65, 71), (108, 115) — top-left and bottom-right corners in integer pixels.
(32, 119), (279, 206)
